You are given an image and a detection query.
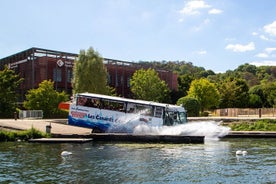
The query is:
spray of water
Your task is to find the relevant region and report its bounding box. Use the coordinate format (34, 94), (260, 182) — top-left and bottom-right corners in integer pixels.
(107, 111), (230, 139)
(107, 112), (147, 133)
(133, 121), (230, 140)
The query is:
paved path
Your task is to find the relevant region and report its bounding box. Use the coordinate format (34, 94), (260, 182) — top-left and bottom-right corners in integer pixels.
(0, 119), (91, 135)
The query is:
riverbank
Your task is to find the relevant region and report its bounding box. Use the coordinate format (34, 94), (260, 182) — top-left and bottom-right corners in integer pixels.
(1, 118), (276, 138)
(0, 119), (91, 135)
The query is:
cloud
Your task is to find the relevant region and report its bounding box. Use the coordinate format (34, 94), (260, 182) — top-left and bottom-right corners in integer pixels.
(250, 60), (276, 67)
(179, 0), (211, 15)
(255, 47), (276, 58)
(255, 53), (268, 58)
(208, 8), (222, 14)
(264, 47), (276, 53)
(252, 32), (258, 36)
(195, 50), (207, 55)
(259, 35), (269, 41)
(225, 42), (255, 52)
(263, 21), (276, 36)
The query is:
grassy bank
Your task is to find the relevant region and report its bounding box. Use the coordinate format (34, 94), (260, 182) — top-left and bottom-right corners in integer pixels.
(0, 128), (49, 142)
(228, 119), (276, 131)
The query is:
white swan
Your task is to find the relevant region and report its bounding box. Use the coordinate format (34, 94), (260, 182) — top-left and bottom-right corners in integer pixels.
(61, 151), (72, 156)
(236, 150), (247, 156)
(236, 150), (243, 155)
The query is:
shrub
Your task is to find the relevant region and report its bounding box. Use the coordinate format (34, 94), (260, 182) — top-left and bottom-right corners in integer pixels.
(229, 119), (276, 131)
(177, 97), (200, 117)
(0, 128), (48, 142)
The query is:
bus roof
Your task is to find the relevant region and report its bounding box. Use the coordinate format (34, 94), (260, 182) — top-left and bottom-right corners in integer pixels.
(77, 93), (185, 111)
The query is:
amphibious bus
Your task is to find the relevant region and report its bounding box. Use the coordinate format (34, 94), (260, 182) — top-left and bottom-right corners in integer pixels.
(68, 93), (187, 133)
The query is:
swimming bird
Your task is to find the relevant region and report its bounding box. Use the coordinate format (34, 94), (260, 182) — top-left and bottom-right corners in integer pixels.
(61, 151), (72, 156)
(236, 150), (247, 156)
(236, 150), (243, 155)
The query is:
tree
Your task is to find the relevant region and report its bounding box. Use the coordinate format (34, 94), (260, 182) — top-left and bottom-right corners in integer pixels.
(23, 80), (69, 118)
(236, 63), (257, 75)
(218, 78), (249, 108)
(0, 66), (23, 118)
(177, 74), (193, 97)
(130, 68), (170, 102)
(249, 85), (268, 107)
(262, 82), (276, 107)
(187, 78), (220, 112)
(72, 47), (110, 95)
(177, 96), (200, 117)
(249, 94), (262, 108)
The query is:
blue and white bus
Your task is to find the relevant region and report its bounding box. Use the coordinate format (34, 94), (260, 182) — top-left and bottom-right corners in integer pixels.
(68, 93), (187, 133)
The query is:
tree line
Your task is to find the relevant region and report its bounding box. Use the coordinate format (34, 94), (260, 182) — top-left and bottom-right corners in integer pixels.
(138, 61), (276, 115)
(1, 47), (276, 118)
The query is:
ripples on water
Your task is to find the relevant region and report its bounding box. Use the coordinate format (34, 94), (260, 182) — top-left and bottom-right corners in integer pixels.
(0, 138), (275, 184)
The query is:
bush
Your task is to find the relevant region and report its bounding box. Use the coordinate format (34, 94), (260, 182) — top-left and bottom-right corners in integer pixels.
(0, 128), (49, 142)
(229, 119), (276, 131)
(177, 97), (200, 117)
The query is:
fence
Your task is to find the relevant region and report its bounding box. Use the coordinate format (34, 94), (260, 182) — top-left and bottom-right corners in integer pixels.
(213, 108), (276, 117)
(19, 110), (43, 119)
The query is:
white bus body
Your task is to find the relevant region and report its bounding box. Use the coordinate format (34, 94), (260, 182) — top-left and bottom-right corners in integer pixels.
(68, 93), (187, 133)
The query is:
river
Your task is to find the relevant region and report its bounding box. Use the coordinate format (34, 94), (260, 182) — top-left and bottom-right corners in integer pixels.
(0, 138), (275, 184)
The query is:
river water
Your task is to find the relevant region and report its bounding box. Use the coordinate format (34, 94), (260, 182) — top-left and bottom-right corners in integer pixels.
(0, 138), (275, 184)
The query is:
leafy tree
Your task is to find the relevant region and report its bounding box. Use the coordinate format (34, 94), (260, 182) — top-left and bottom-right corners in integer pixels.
(236, 63), (257, 75)
(262, 82), (276, 107)
(0, 66), (23, 118)
(249, 85), (268, 107)
(218, 78), (249, 108)
(249, 94), (262, 108)
(177, 96), (200, 117)
(169, 90), (182, 105)
(23, 80), (69, 118)
(187, 78), (220, 112)
(177, 74), (193, 97)
(130, 68), (170, 102)
(72, 47), (110, 95)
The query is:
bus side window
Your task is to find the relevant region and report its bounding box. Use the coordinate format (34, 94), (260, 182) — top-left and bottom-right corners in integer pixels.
(84, 98), (93, 107)
(126, 103), (135, 113)
(164, 112), (173, 126)
(154, 106), (163, 118)
(77, 97), (87, 106)
(81, 97), (100, 108)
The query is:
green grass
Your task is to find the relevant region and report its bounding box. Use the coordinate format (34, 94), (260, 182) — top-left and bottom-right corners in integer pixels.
(229, 119), (276, 131)
(0, 128), (50, 142)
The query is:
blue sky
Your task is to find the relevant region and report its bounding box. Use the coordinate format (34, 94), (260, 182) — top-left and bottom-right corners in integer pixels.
(1, 0), (276, 73)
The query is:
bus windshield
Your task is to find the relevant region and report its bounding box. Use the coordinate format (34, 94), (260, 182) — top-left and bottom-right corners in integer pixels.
(179, 112), (187, 124)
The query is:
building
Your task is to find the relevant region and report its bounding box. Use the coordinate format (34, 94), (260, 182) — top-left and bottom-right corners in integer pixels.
(0, 47), (178, 102)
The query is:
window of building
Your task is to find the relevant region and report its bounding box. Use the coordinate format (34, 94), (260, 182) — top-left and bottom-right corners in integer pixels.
(67, 70), (72, 83)
(53, 68), (62, 82)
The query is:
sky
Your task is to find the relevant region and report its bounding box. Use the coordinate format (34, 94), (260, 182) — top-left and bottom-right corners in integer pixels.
(1, 0), (276, 73)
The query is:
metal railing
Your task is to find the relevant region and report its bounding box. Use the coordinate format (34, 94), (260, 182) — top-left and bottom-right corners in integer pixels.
(19, 110), (43, 119)
(213, 108), (276, 117)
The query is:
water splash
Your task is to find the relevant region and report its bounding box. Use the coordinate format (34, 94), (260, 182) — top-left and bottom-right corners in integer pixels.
(133, 121), (230, 140)
(107, 110), (149, 133)
(108, 111), (230, 139)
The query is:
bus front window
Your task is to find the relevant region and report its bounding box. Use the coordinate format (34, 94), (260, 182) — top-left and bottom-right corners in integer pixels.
(179, 112), (187, 124)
